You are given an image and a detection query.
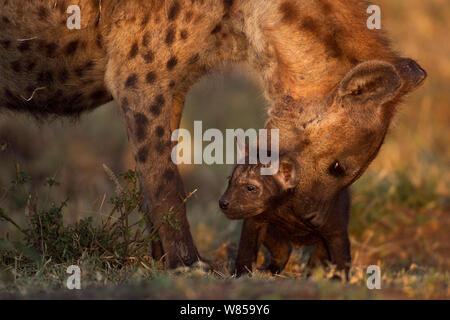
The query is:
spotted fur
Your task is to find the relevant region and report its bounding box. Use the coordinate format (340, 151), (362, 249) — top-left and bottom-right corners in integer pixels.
(0, 0), (426, 269)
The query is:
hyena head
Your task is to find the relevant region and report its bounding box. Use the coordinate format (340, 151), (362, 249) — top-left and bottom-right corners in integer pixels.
(262, 59), (426, 225)
(220, 59), (426, 225)
(226, 0), (427, 225)
(219, 153), (300, 220)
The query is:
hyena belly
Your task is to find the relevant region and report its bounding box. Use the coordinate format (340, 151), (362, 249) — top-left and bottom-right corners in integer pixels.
(0, 1), (111, 117)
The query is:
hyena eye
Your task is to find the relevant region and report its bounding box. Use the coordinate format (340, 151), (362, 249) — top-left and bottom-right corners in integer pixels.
(328, 160), (346, 177)
(246, 185), (257, 192)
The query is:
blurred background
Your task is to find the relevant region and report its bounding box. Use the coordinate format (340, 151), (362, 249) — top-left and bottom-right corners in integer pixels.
(1, 0), (449, 272)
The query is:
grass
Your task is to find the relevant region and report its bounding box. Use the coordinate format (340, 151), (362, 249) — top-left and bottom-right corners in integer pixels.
(0, 0), (449, 299)
(0, 165), (448, 299)
(1, 260), (447, 299)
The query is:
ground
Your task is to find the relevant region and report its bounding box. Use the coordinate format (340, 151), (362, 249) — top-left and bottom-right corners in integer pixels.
(0, 0), (449, 299)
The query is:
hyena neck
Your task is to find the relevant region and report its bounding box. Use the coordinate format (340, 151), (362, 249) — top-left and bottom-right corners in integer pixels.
(228, 0), (399, 104)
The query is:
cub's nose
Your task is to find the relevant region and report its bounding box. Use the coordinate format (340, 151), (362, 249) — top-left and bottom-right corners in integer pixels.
(219, 199), (229, 210)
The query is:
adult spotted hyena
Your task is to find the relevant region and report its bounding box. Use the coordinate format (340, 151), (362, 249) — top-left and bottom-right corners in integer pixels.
(0, 0), (426, 267)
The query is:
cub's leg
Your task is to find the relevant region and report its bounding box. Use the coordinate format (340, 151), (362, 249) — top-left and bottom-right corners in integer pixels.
(325, 189), (351, 279)
(324, 234), (351, 280)
(261, 225), (292, 274)
(235, 218), (267, 276)
(307, 239), (330, 269)
(306, 235), (350, 280)
(316, 189), (352, 279)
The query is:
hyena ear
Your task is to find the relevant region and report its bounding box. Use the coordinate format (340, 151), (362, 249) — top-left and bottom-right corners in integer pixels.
(235, 137), (258, 163)
(338, 60), (402, 107)
(394, 58), (427, 93)
(274, 156), (300, 190)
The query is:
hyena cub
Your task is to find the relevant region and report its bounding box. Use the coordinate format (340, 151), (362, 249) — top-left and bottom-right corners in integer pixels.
(219, 154), (351, 278)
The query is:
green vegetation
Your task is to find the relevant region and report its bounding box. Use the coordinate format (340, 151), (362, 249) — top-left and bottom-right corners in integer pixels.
(0, 167), (157, 288)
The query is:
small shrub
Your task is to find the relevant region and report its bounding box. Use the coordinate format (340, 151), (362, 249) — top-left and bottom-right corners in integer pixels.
(0, 165), (156, 271)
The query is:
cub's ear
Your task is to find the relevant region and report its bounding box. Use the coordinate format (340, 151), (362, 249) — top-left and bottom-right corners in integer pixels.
(394, 58), (427, 93)
(235, 137), (259, 163)
(338, 60), (402, 106)
(274, 155), (300, 190)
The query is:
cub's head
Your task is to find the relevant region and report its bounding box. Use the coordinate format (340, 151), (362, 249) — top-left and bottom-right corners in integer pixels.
(219, 154), (299, 219)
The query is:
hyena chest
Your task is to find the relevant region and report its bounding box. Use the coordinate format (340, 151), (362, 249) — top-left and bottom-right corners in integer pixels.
(0, 1), (112, 116)
(261, 208), (321, 244)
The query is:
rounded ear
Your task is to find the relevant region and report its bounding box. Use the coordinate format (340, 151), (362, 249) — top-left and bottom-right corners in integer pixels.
(274, 155), (300, 190)
(235, 137), (258, 164)
(394, 58), (427, 93)
(338, 60), (402, 107)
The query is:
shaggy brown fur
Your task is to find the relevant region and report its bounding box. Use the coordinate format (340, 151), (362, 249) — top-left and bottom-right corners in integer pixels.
(0, 0), (426, 268)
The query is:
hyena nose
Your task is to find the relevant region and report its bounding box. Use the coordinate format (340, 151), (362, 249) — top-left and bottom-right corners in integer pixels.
(219, 199), (229, 210)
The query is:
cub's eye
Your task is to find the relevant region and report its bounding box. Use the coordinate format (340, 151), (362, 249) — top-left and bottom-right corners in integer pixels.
(351, 86), (363, 96)
(328, 160), (346, 177)
(246, 185), (257, 192)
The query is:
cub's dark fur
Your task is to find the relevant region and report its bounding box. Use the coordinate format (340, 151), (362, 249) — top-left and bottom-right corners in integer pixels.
(220, 155), (351, 277)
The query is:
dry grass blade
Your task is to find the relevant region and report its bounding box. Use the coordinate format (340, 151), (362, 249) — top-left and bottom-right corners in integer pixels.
(102, 164), (122, 195)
